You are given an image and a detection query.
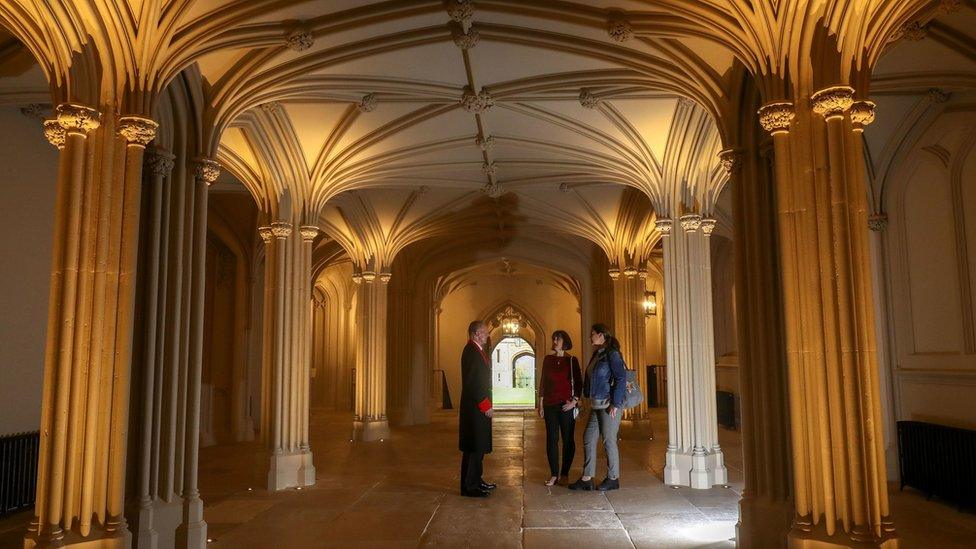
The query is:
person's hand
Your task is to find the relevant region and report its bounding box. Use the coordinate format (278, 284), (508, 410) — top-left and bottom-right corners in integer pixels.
(538, 406), (544, 418)
(561, 399), (577, 412)
(608, 406), (618, 418)
(485, 408), (494, 418)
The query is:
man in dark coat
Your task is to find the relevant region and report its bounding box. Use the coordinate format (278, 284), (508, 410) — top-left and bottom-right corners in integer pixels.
(459, 320), (495, 497)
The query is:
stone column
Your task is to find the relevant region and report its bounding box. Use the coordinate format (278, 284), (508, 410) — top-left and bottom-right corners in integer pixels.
(352, 270), (391, 441)
(867, 213), (899, 480)
(757, 88), (895, 547)
(133, 148), (175, 549)
(263, 221), (317, 490)
(660, 214), (727, 489)
(175, 159), (219, 547)
(610, 264), (649, 419)
(27, 105), (158, 549)
(297, 226), (318, 480)
(725, 141), (794, 547)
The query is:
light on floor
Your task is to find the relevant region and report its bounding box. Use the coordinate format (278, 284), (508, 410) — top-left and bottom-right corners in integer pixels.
(206, 538), (214, 543)
(679, 521), (736, 543)
(296, 486), (303, 490)
(247, 487), (253, 491)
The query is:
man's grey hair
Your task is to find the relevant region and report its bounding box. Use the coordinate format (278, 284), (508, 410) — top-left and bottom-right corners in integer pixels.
(468, 320), (486, 336)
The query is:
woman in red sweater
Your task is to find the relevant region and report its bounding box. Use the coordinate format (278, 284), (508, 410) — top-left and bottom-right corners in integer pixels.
(537, 330), (584, 486)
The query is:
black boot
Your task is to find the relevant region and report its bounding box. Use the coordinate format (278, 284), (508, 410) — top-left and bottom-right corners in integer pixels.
(597, 477), (620, 491)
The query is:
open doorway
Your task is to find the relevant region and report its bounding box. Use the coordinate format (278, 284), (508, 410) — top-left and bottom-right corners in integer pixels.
(490, 336), (536, 408)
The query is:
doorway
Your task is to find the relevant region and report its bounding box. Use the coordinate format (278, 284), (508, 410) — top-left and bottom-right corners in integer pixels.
(490, 336), (536, 408)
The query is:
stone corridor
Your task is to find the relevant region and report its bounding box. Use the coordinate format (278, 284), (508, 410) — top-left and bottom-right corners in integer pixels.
(194, 409), (741, 548)
(2, 407), (976, 547)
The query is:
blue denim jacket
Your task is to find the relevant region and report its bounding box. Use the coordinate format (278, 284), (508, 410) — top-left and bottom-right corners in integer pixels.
(583, 347), (627, 408)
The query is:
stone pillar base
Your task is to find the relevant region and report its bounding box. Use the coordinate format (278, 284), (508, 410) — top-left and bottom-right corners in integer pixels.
(298, 450), (316, 485)
(268, 450), (316, 491)
(737, 495), (793, 548)
(352, 418), (390, 442)
(25, 527), (132, 549)
(665, 447), (728, 488)
(788, 521), (898, 549)
(130, 496), (185, 549)
(175, 496), (207, 549)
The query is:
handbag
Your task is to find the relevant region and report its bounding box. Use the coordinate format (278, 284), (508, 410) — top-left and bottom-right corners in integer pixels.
(619, 368), (644, 410)
(608, 351), (644, 410)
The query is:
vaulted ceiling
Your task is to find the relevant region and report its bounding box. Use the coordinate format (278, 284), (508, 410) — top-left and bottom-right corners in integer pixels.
(0, 0), (970, 274)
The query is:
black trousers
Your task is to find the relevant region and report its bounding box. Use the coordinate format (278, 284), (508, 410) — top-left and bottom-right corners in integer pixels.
(460, 451), (484, 492)
(543, 404), (577, 477)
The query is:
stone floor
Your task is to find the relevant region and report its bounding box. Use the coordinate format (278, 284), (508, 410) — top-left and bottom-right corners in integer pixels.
(197, 408), (741, 548)
(2, 407), (976, 548)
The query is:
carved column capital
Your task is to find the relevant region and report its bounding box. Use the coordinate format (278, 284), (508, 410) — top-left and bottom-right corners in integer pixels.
(811, 86), (855, 120)
(718, 149), (742, 174)
(117, 116), (158, 146)
(680, 213), (702, 232)
(270, 221), (293, 238)
(868, 213), (888, 232)
(194, 158), (221, 185)
(850, 100), (876, 131)
(145, 149), (175, 177)
(379, 272), (392, 284)
(623, 266), (638, 278)
(637, 268), (648, 279)
(300, 225), (320, 241)
(361, 271), (377, 283)
(757, 102), (795, 134)
(352, 272), (363, 284)
(43, 119), (65, 149)
(700, 218), (717, 236)
(608, 267), (621, 280)
(56, 103), (101, 135)
(655, 218), (673, 235)
(258, 226), (274, 243)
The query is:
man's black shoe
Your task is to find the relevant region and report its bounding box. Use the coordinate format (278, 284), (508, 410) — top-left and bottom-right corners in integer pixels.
(568, 478), (594, 491)
(597, 477), (620, 491)
(461, 488), (490, 498)
(479, 481), (497, 490)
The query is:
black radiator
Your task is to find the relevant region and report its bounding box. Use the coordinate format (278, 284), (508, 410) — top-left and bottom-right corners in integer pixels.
(897, 420), (976, 508)
(716, 391), (736, 430)
(0, 431), (39, 518)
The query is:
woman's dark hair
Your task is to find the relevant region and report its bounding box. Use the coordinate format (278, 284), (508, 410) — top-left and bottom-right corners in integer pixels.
(591, 323), (620, 351)
(551, 330), (573, 351)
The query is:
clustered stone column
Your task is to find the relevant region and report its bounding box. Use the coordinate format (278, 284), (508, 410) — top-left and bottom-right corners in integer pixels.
(258, 221), (318, 490)
(609, 264), (649, 419)
(129, 149), (218, 549)
(26, 105), (156, 548)
(659, 215), (727, 489)
(756, 87), (894, 547)
(725, 141), (794, 547)
(352, 268), (391, 441)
